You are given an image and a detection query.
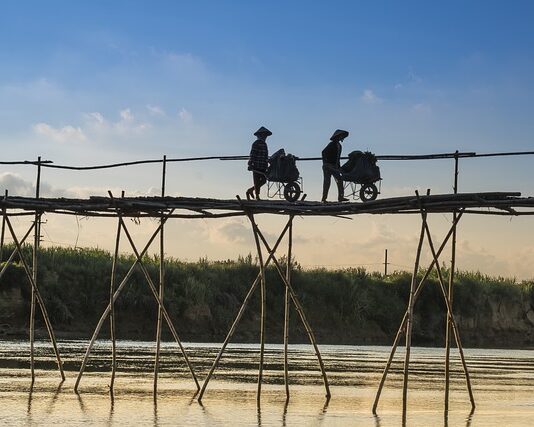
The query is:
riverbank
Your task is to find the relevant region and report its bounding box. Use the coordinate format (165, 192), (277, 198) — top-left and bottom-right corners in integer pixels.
(1, 246), (533, 348)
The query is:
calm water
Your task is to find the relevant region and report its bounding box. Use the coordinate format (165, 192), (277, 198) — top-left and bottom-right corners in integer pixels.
(0, 340), (533, 426)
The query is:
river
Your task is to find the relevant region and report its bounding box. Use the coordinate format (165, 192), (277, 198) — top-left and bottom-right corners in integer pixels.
(0, 340), (533, 426)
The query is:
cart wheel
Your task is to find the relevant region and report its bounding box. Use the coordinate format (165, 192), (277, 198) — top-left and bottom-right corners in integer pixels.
(359, 183), (378, 202)
(283, 182), (301, 202)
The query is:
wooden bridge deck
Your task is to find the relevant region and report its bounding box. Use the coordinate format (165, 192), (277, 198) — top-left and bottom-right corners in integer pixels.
(1, 191), (533, 218)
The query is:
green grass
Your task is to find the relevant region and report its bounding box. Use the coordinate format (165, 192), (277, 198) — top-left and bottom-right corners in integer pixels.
(1, 244), (533, 347)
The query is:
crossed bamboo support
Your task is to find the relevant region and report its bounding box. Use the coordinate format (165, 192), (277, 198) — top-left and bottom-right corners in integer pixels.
(0, 211), (65, 381)
(372, 194), (475, 415)
(74, 191), (200, 393)
(198, 209), (330, 402)
(0, 174), (65, 383)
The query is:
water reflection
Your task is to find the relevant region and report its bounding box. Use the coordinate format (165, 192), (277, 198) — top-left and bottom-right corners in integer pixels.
(256, 401), (262, 427)
(153, 397), (158, 427)
(1, 340), (533, 426)
(373, 413), (382, 427)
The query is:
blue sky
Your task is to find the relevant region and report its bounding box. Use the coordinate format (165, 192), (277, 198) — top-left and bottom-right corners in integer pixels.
(1, 1), (534, 277)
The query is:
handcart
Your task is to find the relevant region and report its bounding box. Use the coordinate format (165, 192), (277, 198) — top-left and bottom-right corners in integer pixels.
(266, 149), (303, 202)
(339, 151), (381, 202)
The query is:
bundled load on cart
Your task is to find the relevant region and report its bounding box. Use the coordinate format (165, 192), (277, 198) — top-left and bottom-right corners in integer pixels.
(340, 150), (381, 201)
(265, 149), (303, 202)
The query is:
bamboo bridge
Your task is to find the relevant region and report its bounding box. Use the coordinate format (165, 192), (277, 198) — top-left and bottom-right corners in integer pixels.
(1, 151), (533, 419)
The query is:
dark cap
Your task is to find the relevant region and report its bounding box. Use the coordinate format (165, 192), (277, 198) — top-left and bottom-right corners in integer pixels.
(330, 129), (349, 141)
(254, 126), (272, 137)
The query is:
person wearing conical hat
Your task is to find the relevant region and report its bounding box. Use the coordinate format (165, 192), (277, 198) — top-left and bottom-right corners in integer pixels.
(246, 126), (272, 200)
(321, 129), (349, 202)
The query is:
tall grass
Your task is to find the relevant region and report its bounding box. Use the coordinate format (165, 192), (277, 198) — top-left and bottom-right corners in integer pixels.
(0, 245), (532, 347)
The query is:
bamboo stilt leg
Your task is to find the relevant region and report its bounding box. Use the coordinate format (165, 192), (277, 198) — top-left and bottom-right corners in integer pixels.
(75, 216), (171, 392)
(154, 156), (166, 394)
(244, 212), (267, 402)
(445, 210), (457, 410)
(30, 158), (42, 383)
(4, 216), (64, 381)
(422, 219), (475, 409)
(0, 190), (6, 263)
(197, 218), (294, 401)
(373, 314), (408, 414)
(372, 211), (464, 413)
(254, 226), (331, 398)
(118, 217), (199, 391)
(283, 219), (293, 399)
(109, 220), (121, 392)
(445, 152), (459, 410)
(402, 211), (426, 414)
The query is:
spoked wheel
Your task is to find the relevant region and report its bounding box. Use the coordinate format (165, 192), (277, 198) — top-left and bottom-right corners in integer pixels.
(283, 182), (302, 202)
(359, 183), (378, 202)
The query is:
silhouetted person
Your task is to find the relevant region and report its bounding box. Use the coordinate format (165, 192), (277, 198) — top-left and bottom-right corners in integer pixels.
(246, 126), (271, 200)
(321, 129), (348, 202)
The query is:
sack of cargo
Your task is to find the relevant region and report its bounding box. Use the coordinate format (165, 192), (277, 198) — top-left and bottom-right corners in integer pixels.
(267, 150), (300, 182)
(341, 151), (381, 183)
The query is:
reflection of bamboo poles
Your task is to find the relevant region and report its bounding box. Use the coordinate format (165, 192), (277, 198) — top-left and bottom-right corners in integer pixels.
(154, 155), (167, 394)
(4, 215), (64, 380)
(197, 217), (293, 402)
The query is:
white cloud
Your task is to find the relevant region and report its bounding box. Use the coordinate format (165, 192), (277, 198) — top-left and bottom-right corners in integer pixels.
(86, 112), (104, 125)
(33, 122), (87, 143)
(361, 89), (382, 104)
(179, 108), (193, 123)
(119, 108), (134, 122)
(146, 104), (166, 116)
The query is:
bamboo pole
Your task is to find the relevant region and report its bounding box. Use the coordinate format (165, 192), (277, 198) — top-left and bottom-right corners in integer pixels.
(0, 221), (36, 282)
(74, 214), (172, 392)
(0, 190), (6, 263)
(4, 216), (64, 380)
(116, 214), (200, 391)
(421, 217), (475, 409)
(244, 211), (267, 401)
(29, 158), (42, 381)
(402, 203), (426, 414)
(372, 210), (464, 413)
(197, 217), (294, 402)
(283, 217), (293, 399)
(253, 226), (331, 398)
(154, 155), (167, 394)
(445, 151), (459, 410)
(109, 206), (122, 392)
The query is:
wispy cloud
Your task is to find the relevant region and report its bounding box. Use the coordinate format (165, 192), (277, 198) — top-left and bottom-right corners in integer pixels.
(146, 104), (166, 116)
(361, 89), (382, 104)
(411, 103), (432, 114)
(178, 108), (193, 123)
(84, 108), (151, 135)
(33, 122), (87, 143)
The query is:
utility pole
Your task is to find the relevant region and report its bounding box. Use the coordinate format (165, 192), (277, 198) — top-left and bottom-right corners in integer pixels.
(384, 249), (389, 276)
